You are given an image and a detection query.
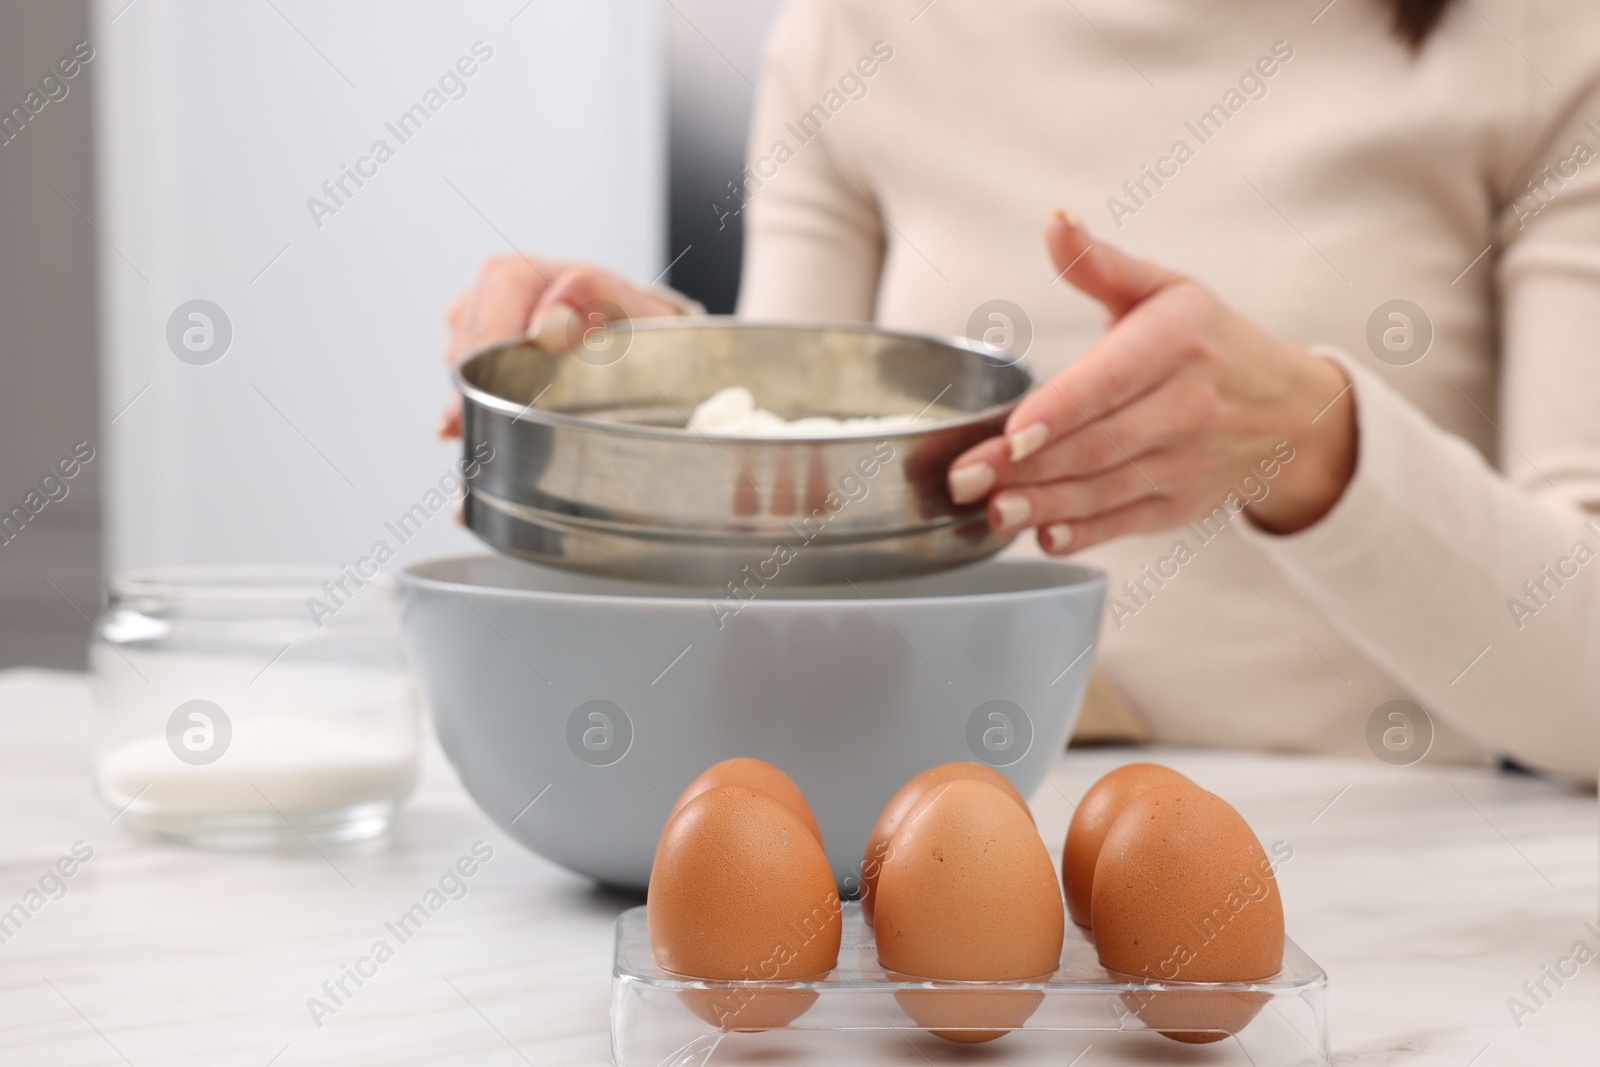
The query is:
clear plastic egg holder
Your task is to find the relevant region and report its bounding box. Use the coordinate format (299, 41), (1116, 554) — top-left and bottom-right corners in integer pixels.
(612, 903), (1329, 1066)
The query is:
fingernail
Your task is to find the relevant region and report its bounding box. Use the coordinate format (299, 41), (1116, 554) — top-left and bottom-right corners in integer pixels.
(948, 462), (996, 504)
(994, 492), (1032, 531)
(1051, 206), (1082, 230)
(1009, 422), (1049, 462)
(529, 301), (578, 351)
(1044, 523), (1073, 552)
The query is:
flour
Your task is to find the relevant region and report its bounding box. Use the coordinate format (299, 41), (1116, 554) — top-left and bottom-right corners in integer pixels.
(687, 386), (916, 437)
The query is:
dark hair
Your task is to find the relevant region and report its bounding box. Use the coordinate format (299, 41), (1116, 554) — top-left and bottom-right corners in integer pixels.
(1390, 0), (1455, 47)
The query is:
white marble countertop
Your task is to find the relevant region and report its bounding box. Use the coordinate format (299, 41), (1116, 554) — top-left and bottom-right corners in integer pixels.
(0, 668), (1593, 1066)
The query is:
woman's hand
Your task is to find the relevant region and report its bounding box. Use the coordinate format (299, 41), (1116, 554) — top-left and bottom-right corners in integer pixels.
(439, 254), (687, 438)
(948, 211), (1358, 552)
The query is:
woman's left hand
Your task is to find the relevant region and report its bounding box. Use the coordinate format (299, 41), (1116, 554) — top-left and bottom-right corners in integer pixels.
(948, 211), (1358, 554)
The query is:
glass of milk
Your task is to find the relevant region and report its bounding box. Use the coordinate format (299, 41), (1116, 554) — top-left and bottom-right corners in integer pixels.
(91, 567), (419, 847)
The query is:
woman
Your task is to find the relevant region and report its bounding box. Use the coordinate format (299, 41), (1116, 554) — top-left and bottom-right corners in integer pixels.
(444, 0), (1599, 782)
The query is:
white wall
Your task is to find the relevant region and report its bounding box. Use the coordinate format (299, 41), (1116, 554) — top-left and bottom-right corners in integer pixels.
(95, 0), (664, 572)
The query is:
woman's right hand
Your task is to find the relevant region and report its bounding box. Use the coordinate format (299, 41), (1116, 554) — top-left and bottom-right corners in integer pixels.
(440, 254), (689, 438)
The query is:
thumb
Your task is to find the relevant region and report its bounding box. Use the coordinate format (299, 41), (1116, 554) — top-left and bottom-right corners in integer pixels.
(1046, 208), (1183, 320)
(528, 266), (686, 351)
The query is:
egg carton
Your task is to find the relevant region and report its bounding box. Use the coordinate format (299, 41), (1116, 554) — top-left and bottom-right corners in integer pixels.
(611, 903), (1329, 1066)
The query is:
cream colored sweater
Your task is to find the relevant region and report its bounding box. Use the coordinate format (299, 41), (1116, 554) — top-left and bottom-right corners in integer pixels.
(732, 0), (1600, 781)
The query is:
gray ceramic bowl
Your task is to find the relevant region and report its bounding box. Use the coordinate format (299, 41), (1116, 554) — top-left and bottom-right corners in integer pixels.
(398, 554), (1106, 891)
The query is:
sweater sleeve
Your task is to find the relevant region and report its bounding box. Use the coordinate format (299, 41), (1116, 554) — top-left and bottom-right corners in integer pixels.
(735, 0), (884, 322)
(1236, 71), (1600, 783)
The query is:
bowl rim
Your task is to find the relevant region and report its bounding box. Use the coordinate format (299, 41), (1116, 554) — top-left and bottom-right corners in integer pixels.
(453, 317), (1036, 443)
(398, 554), (1107, 609)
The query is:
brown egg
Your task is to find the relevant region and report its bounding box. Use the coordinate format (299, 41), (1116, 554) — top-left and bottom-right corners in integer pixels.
(648, 785), (841, 1030)
(1062, 762), (1191, 929)
(673, 757), (823, 846)
(875, 779), (1063, 1042)
(859, 762), (1030, 925)
(1090, 783), (1285, 1044)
